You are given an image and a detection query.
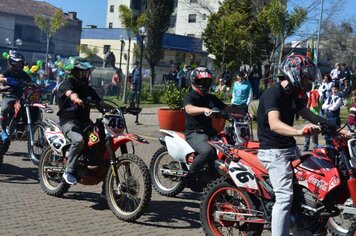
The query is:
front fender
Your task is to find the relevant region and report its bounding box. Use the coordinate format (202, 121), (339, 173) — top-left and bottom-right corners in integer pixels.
(112, 133), (149, 146)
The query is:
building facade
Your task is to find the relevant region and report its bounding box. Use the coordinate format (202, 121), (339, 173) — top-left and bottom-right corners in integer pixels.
(106, 0), (221, 38)
(80, 28), (207, 83)
(0, 0), (82, 69)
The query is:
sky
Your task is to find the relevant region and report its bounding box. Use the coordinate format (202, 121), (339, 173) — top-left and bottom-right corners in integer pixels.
(39, 0), (355, 39)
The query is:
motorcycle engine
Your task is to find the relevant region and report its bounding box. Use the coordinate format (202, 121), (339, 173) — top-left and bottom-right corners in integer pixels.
(293, 186), (322, 216)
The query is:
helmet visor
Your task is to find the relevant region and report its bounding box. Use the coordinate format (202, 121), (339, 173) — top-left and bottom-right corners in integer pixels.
(72, 69), (91, 80)
(195, 78), (212, 89)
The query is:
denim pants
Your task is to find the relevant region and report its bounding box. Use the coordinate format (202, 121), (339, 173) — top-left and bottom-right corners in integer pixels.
(186, 131), (216, 172)
(258, 146), (300, 236)
(61, 121), (85, 174)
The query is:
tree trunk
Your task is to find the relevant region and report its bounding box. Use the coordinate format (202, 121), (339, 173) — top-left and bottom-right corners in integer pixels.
(278, 34), (285, 73)
(122, 36), (132, 103)
(45, 35), (50, 74)
(150, 63), (155, 89)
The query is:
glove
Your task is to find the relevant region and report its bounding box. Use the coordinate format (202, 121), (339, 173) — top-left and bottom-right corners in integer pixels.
(6, 77), (18, 86)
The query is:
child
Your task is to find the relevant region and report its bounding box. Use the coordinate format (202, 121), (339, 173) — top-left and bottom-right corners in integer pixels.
(322, 83), (343, 146)
(303, 84), (321, 151)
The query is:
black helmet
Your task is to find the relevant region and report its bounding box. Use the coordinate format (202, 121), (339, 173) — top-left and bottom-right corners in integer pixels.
(8, 51), (25, 72)
(190, 67), (213, 95)
(280, 54), (321, 91)
(64, 57), (93, 86)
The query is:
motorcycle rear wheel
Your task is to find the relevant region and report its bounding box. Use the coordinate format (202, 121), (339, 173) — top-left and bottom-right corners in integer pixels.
(39, 146), (70, 197)
(106, 153), (152, 222)
(28, 121), (47, 165)
(201, 177), (264, 236)
(150, 146), (185, 197)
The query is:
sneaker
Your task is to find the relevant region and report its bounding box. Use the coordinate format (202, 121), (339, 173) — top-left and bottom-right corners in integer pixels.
(1, 131), (8, 141)
(63, 172), (77, 185)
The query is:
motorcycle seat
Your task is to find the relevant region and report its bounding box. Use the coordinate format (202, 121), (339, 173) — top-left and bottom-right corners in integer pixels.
(234, 149), (268, 174)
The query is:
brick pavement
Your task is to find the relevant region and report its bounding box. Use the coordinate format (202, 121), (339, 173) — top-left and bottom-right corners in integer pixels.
(0, 104), (332, 235)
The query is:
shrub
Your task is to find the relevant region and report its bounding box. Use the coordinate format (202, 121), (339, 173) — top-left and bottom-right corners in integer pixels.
(162, 82), (188, 110)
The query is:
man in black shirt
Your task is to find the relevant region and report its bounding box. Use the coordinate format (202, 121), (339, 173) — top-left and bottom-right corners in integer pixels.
(257, 54), (327, 235)
(57, 57), (101, 185)
(0, 51), (33, 141)
(184, 67), (226, 175)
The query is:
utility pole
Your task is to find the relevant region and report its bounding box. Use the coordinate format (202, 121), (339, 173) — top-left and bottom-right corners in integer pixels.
(315, 0), (324, 66)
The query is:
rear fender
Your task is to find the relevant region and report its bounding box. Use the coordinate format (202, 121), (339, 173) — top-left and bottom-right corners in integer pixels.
(112, 133), (149, 146)
(160, 129), (194, 162)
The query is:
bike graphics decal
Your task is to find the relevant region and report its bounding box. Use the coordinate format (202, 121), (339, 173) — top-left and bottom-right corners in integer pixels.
(229, 161), (258, 190)
(88, 131), (100, 146)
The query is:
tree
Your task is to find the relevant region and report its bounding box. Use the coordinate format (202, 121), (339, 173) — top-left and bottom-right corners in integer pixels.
(144, 0), (175, 86)
(76, 44), (99, 61)
(203, 0), (273, 69)
(320, 21), (356, 68)
(118, 5), (146, 102)
(34, 9), (67, 72)
(259, 0), (307, 71)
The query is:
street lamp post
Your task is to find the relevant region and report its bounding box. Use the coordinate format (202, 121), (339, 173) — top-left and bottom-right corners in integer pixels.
(135, 26), (147, 124)
(119, 36), (125, 69)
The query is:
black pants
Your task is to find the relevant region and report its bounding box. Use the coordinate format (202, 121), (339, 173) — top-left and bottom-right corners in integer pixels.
(324, 114), (340, 146)
(186, 131), (216, 172)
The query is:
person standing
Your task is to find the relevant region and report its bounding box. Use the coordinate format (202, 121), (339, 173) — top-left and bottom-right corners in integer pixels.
(130, 61), (141, 107)
(215, 78), (227, 93)
(221, 67), (232, 88)
(231, 71), (252, 113)
(303, 84), (322, 151)
(348, 90), (356, 129)
(318, 74), (333, 104)
(177, 64), (189, 88)
(248, 64), (261, 99)
(330, 62), (340, 85)
(257, 54), (326, 236)
(322, 83), (343, 146)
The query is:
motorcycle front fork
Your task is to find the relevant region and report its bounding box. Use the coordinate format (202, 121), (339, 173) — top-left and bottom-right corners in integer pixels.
(25, 105), (35, 145)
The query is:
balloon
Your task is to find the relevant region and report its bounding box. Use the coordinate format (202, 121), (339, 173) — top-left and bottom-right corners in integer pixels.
(30, 65), (39, 74)
(36, 60), (43, 67)
(58, 61), (63, 68)
(23, 66), (30, 74)
(2, 52), (9, 59)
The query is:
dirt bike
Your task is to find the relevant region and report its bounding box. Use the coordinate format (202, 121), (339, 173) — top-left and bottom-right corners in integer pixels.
(200, 123), (356, 235)
(326, 127), (356, 236)
(0, 79), (53, 169)
(38, 100), (152, 222)
(150, 109), (259, 196)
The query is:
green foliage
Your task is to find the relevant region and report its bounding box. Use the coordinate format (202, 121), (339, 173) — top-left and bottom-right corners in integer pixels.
(203, 0), (273, 67)
(34, 9), (67, 37)
(76, 44), (99, 59)
(144, 0), (175, 84)
(162, 82), (188, 110)
(151, 84), (165, 104)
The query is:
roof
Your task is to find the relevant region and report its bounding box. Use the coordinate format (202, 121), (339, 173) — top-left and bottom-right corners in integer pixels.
(81, 28), (207, 55)
(0, 0), (68, 18)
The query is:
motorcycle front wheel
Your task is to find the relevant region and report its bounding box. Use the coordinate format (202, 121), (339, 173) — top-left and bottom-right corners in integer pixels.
(327, 198), (356, 236)
(106, 153), (152, 222)
(200, 177), (264, 236)
(150, 146), (185, 197)
(39, 146), (70, 197)
(28, 121), (47, 165)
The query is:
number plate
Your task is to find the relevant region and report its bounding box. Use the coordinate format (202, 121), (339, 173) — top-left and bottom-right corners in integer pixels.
(228, 161), (258, 190)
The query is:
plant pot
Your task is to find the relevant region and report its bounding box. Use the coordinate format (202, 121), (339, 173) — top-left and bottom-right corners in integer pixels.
(212, 117), (226, 132)
(157, 108), (185, 132)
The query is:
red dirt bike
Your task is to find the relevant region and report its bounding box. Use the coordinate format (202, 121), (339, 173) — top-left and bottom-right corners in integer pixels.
(200, 123), (356, 235)
(0, 80), (53, 168)
(150, 109), (258, 196)
(38, 100), (152, 222)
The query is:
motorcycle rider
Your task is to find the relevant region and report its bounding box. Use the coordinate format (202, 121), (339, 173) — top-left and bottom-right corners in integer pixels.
(184, 67), (227, 178)
(257, 54), (328, 236)
(57, 57), (102, 185)
(0, 51), (33, 141)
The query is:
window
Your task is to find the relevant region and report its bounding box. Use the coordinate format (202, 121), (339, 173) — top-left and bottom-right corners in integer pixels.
(190, 0), (198, 3)
(188, 14), (196, 23)
(202, 14), (207, 20)
(175, 52), (186, 64)
(170, 15), (176, 28)
(108, 22), (113, 28)
(104, 45), (111, 54)
(110, 5), (114, 12)
(187, 34), (195, 37)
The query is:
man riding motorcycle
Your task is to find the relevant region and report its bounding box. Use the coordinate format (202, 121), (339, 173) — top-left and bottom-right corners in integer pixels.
(56, 57), (102, 185)
(0, 51), (33, 141)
